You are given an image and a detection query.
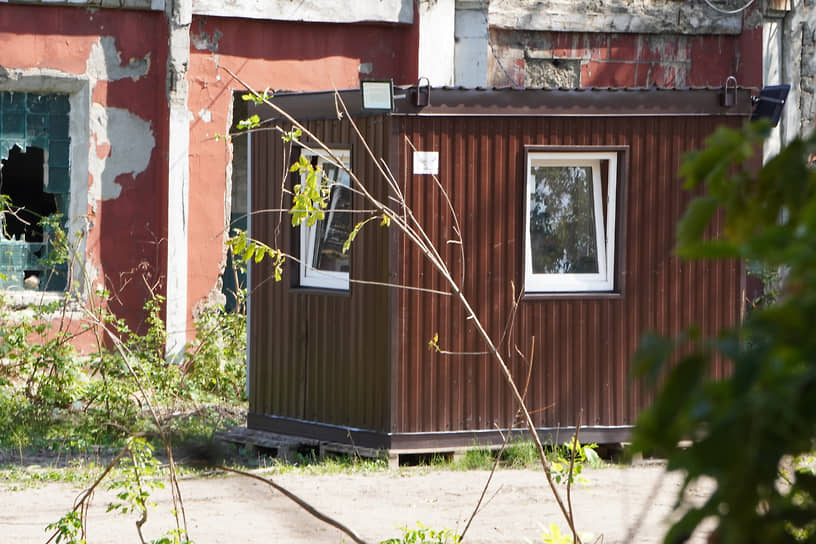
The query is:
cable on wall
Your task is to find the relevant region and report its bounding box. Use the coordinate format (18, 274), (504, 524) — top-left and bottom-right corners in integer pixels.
(702, 0), (756, 15)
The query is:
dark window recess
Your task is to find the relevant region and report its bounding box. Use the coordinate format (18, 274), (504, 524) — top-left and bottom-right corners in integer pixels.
(0, 92), (70, 292)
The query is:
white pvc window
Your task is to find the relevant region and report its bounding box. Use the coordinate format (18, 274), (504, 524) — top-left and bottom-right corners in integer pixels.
(524, 151), (618, 293)
(298, 148), (352, 290)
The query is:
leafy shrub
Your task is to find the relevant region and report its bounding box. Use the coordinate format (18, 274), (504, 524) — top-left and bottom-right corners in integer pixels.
(0, 287), (248, 451)
(381, 522), (461, 544)
(631, 122), (816, 542)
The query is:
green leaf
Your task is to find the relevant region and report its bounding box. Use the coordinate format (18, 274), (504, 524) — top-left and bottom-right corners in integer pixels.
(676, 196), (719, 250)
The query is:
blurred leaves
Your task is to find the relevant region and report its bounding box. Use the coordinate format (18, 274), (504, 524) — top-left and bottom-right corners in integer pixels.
(631, 121), (816, 543)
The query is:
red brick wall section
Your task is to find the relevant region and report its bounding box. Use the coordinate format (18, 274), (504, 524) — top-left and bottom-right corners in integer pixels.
(489, 30), (763, 89)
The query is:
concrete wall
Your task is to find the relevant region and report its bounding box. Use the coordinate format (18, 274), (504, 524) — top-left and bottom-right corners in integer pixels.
(488, 0), (745, 35)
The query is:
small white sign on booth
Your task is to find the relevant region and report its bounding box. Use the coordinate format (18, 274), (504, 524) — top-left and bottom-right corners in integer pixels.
(413, 151), (439, 175)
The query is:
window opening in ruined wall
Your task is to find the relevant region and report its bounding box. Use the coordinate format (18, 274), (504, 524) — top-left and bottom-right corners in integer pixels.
(0, 92), (70, 292)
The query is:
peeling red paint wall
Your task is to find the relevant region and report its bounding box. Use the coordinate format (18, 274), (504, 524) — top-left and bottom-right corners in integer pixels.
(185, 16), (418, 324)
(0, 5), (169, 341)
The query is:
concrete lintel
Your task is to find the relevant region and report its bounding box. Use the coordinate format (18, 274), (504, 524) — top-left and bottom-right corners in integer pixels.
(190, 0), (413, 24)
(488, 0), (744, 36)
(0, 0), (164, 10)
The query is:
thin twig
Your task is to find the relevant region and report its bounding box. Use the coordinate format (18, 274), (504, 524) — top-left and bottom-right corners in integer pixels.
(215, 465), (368, 544)
(129, 448), (149, 544)
(499, 281), (524, 362)
(460, 427), (513, 541)
(80, 310), (189, 539)
(44, 443), (132, 544)
(567, 412), (583, 544)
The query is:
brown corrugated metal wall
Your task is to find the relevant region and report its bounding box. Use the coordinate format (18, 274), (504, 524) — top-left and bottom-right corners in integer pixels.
(249, 115), (393, 433)
(394, 115), (742, 434)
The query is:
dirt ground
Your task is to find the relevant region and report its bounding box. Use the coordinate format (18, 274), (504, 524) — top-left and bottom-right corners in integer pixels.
(1, 460), (715, 543)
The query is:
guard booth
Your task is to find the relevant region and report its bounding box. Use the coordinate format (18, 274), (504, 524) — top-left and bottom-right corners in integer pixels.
(245, 85), (752, 453)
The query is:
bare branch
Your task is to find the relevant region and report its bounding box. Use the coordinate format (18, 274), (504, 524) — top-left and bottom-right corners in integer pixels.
(567, 411), (583, 544)
(44, 443), (132, 544)
(215, 466), (368, 544)
(460, 425), (514, 541)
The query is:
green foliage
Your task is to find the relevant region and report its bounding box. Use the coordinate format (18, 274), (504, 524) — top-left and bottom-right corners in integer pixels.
(241, 88), (273, 105)
(631, 121), (816, 543)
(380, 522), (461, 544)
(547, 437), (602, 485)
(45, 510), (85, 544)
(0, 297), (86, 445)
(184, 300), (247, 402)
(107, 437), (164, 516)
(539, 523), (575, 544)
(289, 154), (330, 228)
(448, 440), (601, 474)
(227, 229), (285, 282)
(343, 213), (391, 254)
(0, 287), (248, 450)
(538, 523), (593, 544)
(456, 444), (493, 470)
(150, 529), (193, 544)
(236, 114), (260, 131)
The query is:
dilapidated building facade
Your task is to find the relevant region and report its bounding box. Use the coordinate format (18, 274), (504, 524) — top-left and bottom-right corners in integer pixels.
(0, 0), (812, 361)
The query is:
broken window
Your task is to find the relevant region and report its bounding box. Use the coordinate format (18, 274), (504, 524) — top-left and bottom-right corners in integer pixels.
(0, 92), (70, 292)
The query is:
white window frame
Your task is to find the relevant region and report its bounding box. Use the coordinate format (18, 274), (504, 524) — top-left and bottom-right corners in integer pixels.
(298, 148), (352, 290)
(524, 150), (618, 293)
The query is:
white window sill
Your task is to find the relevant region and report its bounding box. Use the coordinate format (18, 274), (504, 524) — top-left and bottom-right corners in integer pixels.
(1, 290), (82, 313)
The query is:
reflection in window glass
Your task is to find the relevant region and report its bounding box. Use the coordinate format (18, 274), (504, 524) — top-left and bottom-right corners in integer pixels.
(310, 163), (351, 273)
(529, 165), (598, 274)
(524, 151), (618, 293)
(298, 148), (352, 290)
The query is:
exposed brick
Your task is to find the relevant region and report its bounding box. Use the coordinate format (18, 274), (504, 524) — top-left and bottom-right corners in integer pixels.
(687, 35), (738, 87)
(588, 34), (610, 61)
(581, 60), (637, 87)
(636, 35), (685, 63)
(551, 32), (589, 59)
(607, 34), (637, 61)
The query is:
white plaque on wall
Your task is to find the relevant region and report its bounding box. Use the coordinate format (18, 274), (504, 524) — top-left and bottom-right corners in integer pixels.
(413, 151), (439, 175)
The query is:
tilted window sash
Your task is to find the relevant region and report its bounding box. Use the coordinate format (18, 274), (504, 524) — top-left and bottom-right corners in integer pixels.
(298, 148), (352, 290)
(524, 151), (617, 293)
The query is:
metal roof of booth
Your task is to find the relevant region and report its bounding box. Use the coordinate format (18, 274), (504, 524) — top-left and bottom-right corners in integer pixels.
(252, 86), (755, 122)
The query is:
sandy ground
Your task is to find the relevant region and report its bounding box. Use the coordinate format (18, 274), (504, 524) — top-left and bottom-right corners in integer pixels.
(1, 462), (714, 544)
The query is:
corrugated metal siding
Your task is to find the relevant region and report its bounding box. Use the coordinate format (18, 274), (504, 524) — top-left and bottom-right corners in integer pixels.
(249, 116), (392, 433)
(394, 115), (742, 433)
